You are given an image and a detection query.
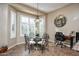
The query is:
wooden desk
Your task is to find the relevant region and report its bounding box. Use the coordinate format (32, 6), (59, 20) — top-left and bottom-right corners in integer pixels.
(64, 35), (75, 49)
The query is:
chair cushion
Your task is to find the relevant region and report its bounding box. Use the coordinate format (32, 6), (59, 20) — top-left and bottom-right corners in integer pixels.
(38, 39), (45, 45)
(29, 41), (36, 44)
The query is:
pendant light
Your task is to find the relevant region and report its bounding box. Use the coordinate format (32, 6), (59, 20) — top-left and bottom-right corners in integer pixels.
(34, 3), (40, 34)
(35, 3), (40, 23)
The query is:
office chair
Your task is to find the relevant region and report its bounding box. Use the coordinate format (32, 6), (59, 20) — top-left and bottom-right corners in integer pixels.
(55, 32), (65, 48)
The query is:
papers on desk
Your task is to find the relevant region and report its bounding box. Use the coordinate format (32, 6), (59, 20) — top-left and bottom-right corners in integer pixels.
(73, 41), (79, 51)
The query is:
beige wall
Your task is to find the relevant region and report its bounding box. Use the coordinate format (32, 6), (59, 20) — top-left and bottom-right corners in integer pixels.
(0, 4), (8, 47)
(47, 3), (79, 42)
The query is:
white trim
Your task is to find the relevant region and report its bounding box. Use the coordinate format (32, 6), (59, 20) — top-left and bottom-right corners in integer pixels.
(8, 43), (17, 50)
(17, 42), (25, 45)
(8, 42), (25, 50)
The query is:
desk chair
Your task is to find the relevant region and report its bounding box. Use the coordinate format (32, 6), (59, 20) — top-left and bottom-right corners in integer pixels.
(55, 32), (65, 48)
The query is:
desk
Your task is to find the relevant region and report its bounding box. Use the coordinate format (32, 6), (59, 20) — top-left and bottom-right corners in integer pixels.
(64, 35), (75, 49)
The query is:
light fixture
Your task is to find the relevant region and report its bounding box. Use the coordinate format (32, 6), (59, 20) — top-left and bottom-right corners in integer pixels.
(35, 16), (40, 22)
(35, 3), (40, 23)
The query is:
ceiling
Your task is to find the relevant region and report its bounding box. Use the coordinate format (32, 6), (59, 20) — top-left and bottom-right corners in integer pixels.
(23, 3), (70, 13)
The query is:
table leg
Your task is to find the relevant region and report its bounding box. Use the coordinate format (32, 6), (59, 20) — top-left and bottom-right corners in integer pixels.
(76, 38), (79, 42)
(70, 38), (73, 49)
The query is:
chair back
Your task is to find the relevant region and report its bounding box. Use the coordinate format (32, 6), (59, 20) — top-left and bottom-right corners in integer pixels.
(42, 33), (49, 40)
(42, 33), (49, 46)
(24, 34), (30, 44)
(55, 32), (65, 41)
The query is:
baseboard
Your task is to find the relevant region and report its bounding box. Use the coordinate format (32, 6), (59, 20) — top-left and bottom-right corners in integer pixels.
(8, 42), (25, 50)
(16, 42), (25, 45)
(49, 40), (54, 43)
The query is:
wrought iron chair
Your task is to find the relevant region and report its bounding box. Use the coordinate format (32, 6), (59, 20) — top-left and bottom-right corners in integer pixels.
(24, 34), (35, 53)
(39, 33), (49, 53)
(42, 33), (49, 47)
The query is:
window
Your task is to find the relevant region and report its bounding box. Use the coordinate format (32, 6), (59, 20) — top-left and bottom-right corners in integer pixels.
(29, 17), (35, 38)
(10, 10), (16, 38)
(20, 14), (45, 38)
(39, 16), (45, 37)
(20, 15), (29, 36)
(20, 15), (36, 38)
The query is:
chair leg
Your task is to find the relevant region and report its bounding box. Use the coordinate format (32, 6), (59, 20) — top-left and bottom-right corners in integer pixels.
(41, 45), (45, 53)
(56, 41), (59, 47)
(60, 42), (63, 48)
(28, 48), (30, 53)
(61, 45), (63, 48)
(47, 44), (49, 51)
(28, 45), (31, 54)
(25, 44), (27, 51)
(55, 40), (57, 44)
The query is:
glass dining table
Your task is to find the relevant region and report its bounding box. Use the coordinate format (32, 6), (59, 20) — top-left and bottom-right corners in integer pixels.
(29, 37), (42, 50)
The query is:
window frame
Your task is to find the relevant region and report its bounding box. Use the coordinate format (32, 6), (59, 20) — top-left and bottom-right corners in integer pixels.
(9, 8), (17, 39)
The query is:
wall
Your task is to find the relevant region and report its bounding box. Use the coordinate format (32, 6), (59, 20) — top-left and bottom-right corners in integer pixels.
(47, 4), (79, 42)
(0, 4), (8, 47)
